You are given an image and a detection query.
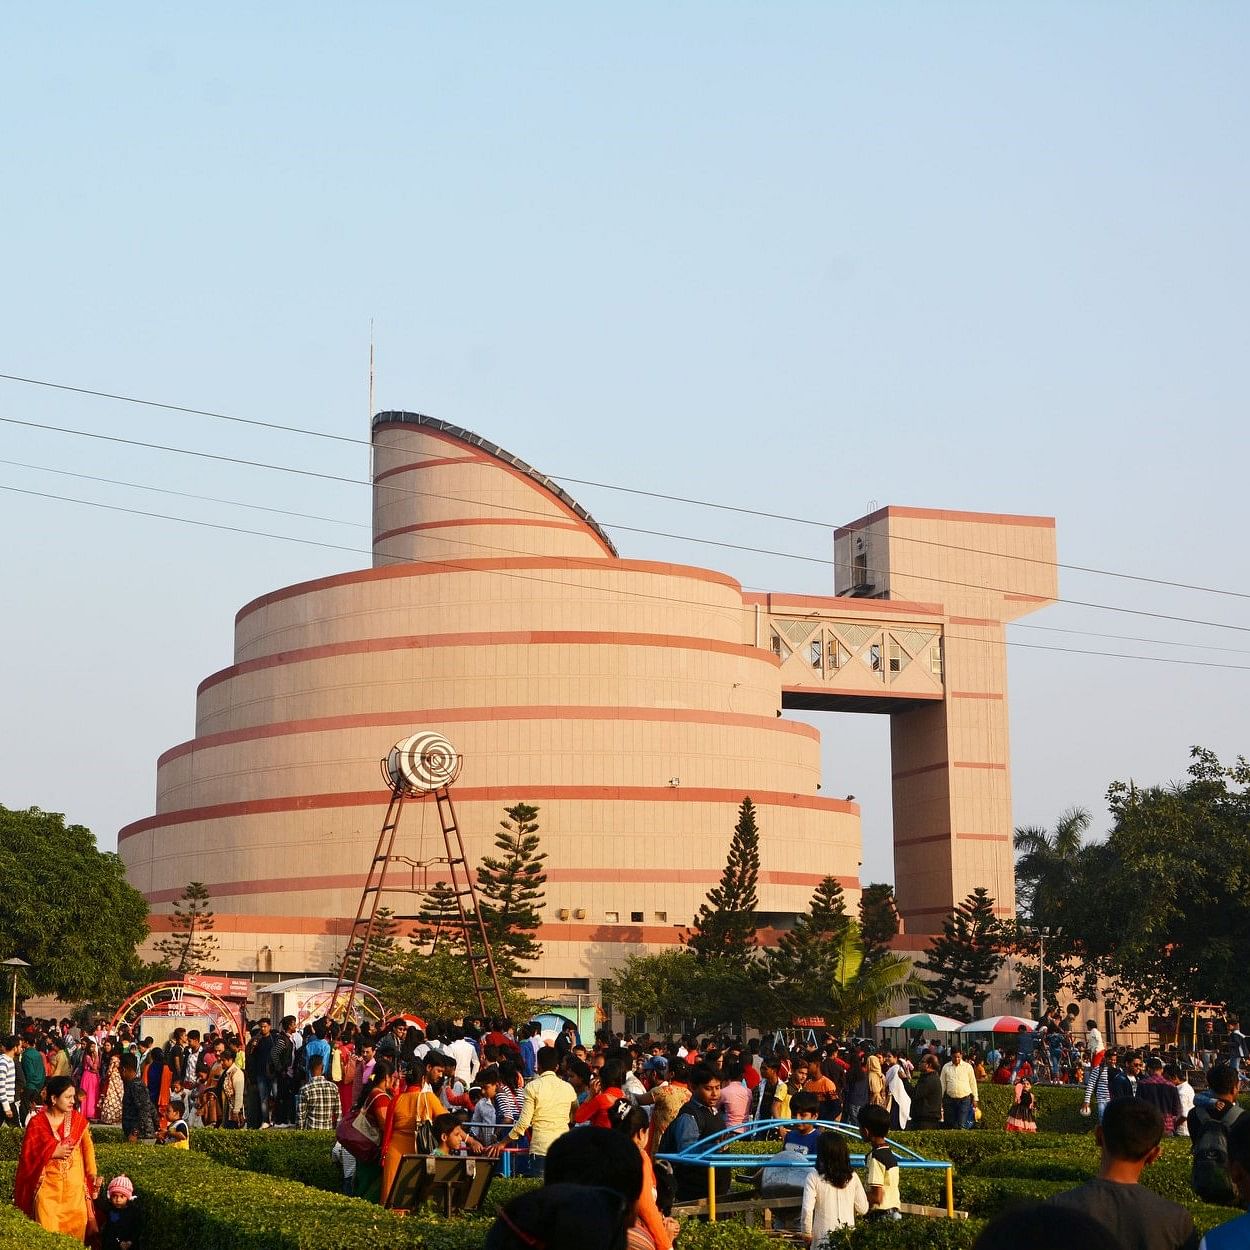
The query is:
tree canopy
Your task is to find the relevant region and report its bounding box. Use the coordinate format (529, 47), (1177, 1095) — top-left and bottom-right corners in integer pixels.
(1015, 748), (1250, 1021)
(476, 802), (547, 980)
(686, 796), (760, 966)
(153, 881), (218, 974)
(0, 805), (150, 1002)
(916, 887), (1005, 1018)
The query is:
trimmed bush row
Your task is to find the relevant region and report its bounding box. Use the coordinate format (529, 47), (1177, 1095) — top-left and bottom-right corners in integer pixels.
(189, 1127), (343, 1193)
(91, 1145), (490, 1250)
(974, 1083), (1088, 1133)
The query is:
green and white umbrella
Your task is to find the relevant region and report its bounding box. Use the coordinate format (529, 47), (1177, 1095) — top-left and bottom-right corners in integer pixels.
(876, 1012), (967, 1032)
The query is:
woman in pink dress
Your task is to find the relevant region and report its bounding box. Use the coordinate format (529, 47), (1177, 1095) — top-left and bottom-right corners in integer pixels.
(78, 1041), (100, 1121)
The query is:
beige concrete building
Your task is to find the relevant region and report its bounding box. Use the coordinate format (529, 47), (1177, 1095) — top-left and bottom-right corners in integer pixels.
(120, 413), (1056, 996)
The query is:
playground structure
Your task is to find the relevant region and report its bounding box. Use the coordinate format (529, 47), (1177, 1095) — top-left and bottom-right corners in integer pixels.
(657, 1119), (957, 1223)
(328, 731), (507, 1022)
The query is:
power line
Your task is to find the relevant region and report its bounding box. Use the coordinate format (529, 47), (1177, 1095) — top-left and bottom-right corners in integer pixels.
(0, 458), (368, 529)
(6, 455), (1243, 661)
(1010, 622), (1250, 657)
(6, 411), (1249, 639)
(2, 370), (1247, 604)
(4, 480), (1250, 674)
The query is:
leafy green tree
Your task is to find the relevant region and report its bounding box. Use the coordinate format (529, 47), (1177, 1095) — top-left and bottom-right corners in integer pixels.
(686, 797), (760, 966)
(476, 803), (547, 980)
(825, 924), (931, 1036)
(767, 877), (852, 1017)
(1014, 807), (1091, 922)
(375, 945), (538, 1022)
(0, 805), (150, 1002)
(858, 882), (901, 966)
(916, 888), (1005, 1018)
(153, 881), (218, 973)
(1070, 749), (1250, 1020)
(599, 948), (771, 1033)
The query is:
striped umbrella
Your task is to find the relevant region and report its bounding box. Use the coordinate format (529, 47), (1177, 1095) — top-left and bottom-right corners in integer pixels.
(876, 1012), (968, 1031)
(960, 1014), (1039, 1033)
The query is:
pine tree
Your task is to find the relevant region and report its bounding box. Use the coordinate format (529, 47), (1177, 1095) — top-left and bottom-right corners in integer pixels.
(475, 803), (547, 980)
(415, 881), (464, 952)
(686, 797), (761, 967)
(332, 905), (400, 984)
(916, 887), (1005, 1017)
(859, 882), (901, 966)
(767, 876), (851, 1013)
(153, 881), (218, 974)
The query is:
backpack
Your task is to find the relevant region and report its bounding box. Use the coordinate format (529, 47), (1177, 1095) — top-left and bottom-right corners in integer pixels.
(340, 1048), (358, 1086)
(1191, 1103), (1244, 1205)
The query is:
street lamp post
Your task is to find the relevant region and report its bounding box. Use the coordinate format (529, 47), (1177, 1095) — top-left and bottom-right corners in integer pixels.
(1034, 927), (1062, 1021)
(3, 958), (31, 1034)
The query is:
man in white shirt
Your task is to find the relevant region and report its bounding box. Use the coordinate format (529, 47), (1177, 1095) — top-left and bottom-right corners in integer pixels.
(938, 1047), (978, 1129)
(446, 1030), (480, 1087)
(1087, 1019), (1105, 1061)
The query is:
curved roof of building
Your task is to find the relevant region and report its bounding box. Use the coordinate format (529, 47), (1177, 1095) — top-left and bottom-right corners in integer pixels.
(372, 410), (619, 558)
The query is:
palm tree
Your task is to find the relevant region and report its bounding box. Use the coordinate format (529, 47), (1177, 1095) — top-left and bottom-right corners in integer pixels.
(1013, 806), (1090, 923)
(826, 925), (930, 1036)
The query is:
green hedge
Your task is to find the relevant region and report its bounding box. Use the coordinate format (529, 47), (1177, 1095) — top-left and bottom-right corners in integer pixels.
(189, 1127), (342, 1192)
(92, 1145), (491, 1250)
(974, 1083), (1088, 1133)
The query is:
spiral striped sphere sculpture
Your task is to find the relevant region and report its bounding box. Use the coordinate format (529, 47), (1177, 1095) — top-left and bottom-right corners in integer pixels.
(383, 731), (463, 794)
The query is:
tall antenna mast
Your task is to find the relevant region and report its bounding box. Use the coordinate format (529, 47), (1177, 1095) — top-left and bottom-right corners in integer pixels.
(367, 319), (376, 482)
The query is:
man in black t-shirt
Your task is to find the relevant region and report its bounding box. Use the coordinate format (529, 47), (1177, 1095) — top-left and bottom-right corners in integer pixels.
(1049, 1097), (1198, 1250)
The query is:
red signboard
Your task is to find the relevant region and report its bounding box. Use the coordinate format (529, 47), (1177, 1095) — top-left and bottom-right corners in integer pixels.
(185, 975), (252, 1001)
(792, 1017), (827, 1028)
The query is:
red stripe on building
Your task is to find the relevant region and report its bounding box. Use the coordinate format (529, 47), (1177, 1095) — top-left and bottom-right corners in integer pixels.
(142, 868), (860, 905)
(120, 786), (859, 842)
(373, 454), (487, 483)
(158, 705), (818, 767)
(199, 630), (779, 696)
(234, 557), (743, 624)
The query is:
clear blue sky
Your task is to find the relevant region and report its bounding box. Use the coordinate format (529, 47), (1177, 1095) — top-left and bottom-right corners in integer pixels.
(2, 5), (1246, 888)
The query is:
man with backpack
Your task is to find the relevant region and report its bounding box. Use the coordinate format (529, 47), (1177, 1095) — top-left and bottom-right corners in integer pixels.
(1189, 1064), (1244, 1207)
(1198, 1115), (1250, 1250)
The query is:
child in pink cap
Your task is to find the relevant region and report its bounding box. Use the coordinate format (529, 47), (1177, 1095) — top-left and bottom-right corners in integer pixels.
(99, 1174), (139, 1250)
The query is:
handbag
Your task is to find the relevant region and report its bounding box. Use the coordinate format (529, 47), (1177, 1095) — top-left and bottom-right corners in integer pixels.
(415, 1117), (438, 1155)
(330, 1047), (342, 1083)
(336, 1091), (384, 1164)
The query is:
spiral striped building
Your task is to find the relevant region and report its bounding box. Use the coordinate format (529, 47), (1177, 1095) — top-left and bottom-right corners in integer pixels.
(120, 413), (1056, 998)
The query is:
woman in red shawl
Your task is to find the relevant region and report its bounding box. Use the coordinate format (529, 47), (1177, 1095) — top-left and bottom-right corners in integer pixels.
(14, 1075), (99, 1240)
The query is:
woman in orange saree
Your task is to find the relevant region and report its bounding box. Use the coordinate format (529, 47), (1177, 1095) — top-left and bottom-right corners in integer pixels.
(14, 1076), (99, 1241)
(380, 1059), (445, 1207)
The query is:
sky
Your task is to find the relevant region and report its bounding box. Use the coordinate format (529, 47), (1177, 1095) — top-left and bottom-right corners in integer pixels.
(1, 4), (1246, 889)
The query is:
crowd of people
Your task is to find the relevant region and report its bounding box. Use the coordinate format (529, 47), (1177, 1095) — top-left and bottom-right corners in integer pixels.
(6, 1006), (1250, 1248)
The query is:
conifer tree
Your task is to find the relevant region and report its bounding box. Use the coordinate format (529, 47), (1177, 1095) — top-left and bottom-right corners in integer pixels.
(859, 882), (902, 966)
(153, 881), (218, 974)
(916, 887), (1005, 1017)
(476, 803), (547, 980)
(332, 905), (400, 983)
(686, 797), (761, 967)
(415, 881), (464, 952)
(767, 876), (851, 1008)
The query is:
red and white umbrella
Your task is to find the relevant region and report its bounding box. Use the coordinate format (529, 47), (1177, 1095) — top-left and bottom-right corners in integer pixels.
(960, 1014), (1038, 1033)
